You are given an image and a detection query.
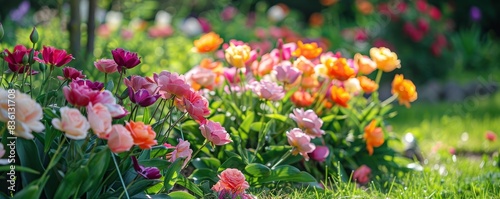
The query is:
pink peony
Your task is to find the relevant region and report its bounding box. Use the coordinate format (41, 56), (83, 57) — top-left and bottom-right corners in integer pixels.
(52, 107), (90, 140)
(154, 71), (191, 99)
(249, 80), (284, 101)
(199, 120), (232, 146)
(286, 128), (316, 161)
(94, 59), (118, 74)
(212, 168), (250, 195)
(165, 139), (193, 167)
(274, 62), (301, 84)
(87, 103), (113, 139)
(251, 53), (278, 77)
(182, 90), (211, 123)
(310, 145), (329, 162)
(353, 165), (371, 184)
(289, 108), (325, 138)
(111, 48), (141, 72)
(107, 124), (134, 153)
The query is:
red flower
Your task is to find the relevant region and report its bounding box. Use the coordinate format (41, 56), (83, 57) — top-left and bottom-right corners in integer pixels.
(37, 46), (74, 67)
(59, 67), (85, 80)
(3, 45), (39, 73)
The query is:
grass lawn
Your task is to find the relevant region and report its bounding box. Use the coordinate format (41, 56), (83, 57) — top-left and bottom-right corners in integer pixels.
(254, 91), (500, 198)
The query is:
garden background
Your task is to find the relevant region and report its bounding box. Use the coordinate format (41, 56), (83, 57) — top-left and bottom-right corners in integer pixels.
(0, 0), (499, 198)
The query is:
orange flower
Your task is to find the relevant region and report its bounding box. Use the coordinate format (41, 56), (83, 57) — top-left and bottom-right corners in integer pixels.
(291, 90), (314, 107)
(363, 120), (384, 155)
(194, 32), (223, 53)
(309, 13), (324, 27)
(320, 0), (339, 6)
(391, 74), (418, 108)
(370, 47), (401, 72)
(354, 53), (376, 75)
(330, 86), (350, 107)
(292, 41), (322, 60)
(125, 121), (158, 149)
(356, 0), (374, 15)
(325, 58), (356, 81)
(358, 76), (378, 94)
(301, 75), (319, 89)
(294, 56), (316, 76)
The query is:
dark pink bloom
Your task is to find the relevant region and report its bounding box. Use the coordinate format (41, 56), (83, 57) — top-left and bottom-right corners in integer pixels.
(485, 131), (497, 142)
(199, 120), (232, 146)
(111, 48), (141, 72)
(221, 6), (238, 21)
(128, 88), (160, 107)
(416, 0), (427, 13)
(428, 6), (441, 20)
(310, 146), (329, 162)
(223, 67), (240, 84)
(58, 67), (85, 81)
(353, 165), (371, 184)
(124, 75), (158, 95)
(37, 46), (74, 67)
(3, 45), (38, 73)
(417, 18), (429, 33)
(63, 79), (103, 107)
(182, 90), (210, 124)
(131, 156), (161, 179)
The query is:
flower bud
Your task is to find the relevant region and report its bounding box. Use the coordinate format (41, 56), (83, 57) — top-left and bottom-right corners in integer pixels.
(22, 54), (29, 65)
(30, 27), (39, 44)
(39, 63), (46, 72)
(0, 23), (4, 40)
(29, 49), (36, 65)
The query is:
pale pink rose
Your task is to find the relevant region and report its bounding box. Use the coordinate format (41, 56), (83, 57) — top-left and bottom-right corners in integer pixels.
(107, 124), (134, 153)
(249, 80), (284, 101)
(310, 145), (329, 162)
(186, 67), (218, 89)
(87, 103), (113, 139)
(212, 168), (250, 194)
(289, 108), (325, 138)
(353, 165), (371, 184)
(199, 120), (232, 145)
(52, 107), (90, 140)
(485, 131), (497, 142)
(274, 62), (301, 84)
(0, 89), (45, 139)
(124, 75), (158, 95)
(183, 90), (211, 123)
(251, 53), (278, 77)
(97, 90), (129, 119)
(154, 71), (191, 98)
(165, 139), (193, 167)
(94, 59), (118, 74)
(286, 128), (316, 161)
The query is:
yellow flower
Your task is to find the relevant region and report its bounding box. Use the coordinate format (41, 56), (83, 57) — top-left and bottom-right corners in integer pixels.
(369, 47), (401, 72)
(324, 57), (356, 81)
(225, 43), (251, 68)
(193, 32), (223, 53)
(292, 41), (322, 60)
(363, 120), (384, 155)
(391, 74), (418, 108)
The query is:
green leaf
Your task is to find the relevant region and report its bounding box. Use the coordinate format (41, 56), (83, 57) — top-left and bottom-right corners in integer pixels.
(168, 191), (196, 199)
(16, 139), (44, 188)
(177, 176), (204, 197)
(218, 156), (245, 172)
(258, 165), (316, 184)
(163, 158), (183, 191)
(13, 175), (49, 199)
(264, 113), (289, 122)
(250, 122), (265, 132)
(245, 163), (271, 177)
(210, 114), (226, 124)
(142, 107), (151, 124)
(140, 159), (171, 170)
(78, 147), (110, 196)
(191, 157), (221, 170)
(105, 80), (114, 91)
(42, 107), (59, 120)
(54, 166), (89, 199)
(189, 168), (218, 183)
(239, 112), (255, 133)
(0, 165), (40, 174)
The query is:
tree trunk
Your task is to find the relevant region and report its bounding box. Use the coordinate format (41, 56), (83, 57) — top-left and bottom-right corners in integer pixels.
(86, 0), (97, 57)
(69, 0), (81, 57)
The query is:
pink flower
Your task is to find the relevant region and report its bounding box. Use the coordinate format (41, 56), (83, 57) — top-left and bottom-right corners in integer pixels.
(52, 107), (90, 140)
(3, 45), (39, 73)
(428, 6), (441, 20)
(63, 79), (103, 107)
(98, 90), (129, 119)
(124, 75), (158, 95)
(108, 124), (134, 153)
(111, 48), (141, 72)
(185, 66), (219, 90)
(485, 131), (497, 142)
(165, 139), (193, 167)
(274, 62), (301, 84)
(183, 90), (211, 123)
(199, 120), (232, 146)
(221, 6), (238, 21)
(0, 89), (44, 139)
(286, 128), (316, 161)
(37, 46), (74, 67)
(94, 59), (118, 74)
(270, 42), (296, 61)
(154, 71), (191, 99)
(58, 67), (85, 81)
(212, 168), (250, 195)
(310, 145), (329, 162)
(353, 165), (371, 184)
(449, 147), (456, 155)
(251, 53), (278, 76)
(223, 67), (240, 84)
(249, 80), (284, 101)
(289, 108), (325, 138)
(87, 103), (113, 139)
(131, 156), (161, 179)
(148, 25), (174, 38)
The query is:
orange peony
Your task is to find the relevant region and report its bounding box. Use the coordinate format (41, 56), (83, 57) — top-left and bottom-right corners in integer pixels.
(125, 121), (158, 149)
(363, 120), (384, 155)
(358, 76), (378, 94)
(292, 41), (322, 60)
(330, 86), (350, 108)
(291, 90), (314, 107)
(325, 57), (356, 81)
(391, 74), (418, 108)
(356, 0), (374, 15)
(194, 32), (223, 53)
(354, 53), (376, 75)
(370, 47), (401, 72)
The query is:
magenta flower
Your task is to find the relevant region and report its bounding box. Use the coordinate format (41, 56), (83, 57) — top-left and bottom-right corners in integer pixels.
(270, 41), (296, 61)
(58, 67), (85, 81)
(286, 128), (316, 161)
(111, 48), (141, 72)
(353, 165), (371, 184)
(220, 6), (237, 21)
(37, 46), (74, 67)
(249, 80), (284, 101)
(124, 75), (158, 96)
(274, 63), (301, 84)
(154, 71), (191, 99)
(164, 139), (193, 167)
(309, 146), (329, 162)
(223, 67), (240, 84)
(63, 79), (103, 107)
(199, 120), (232, 146)
(131, 156), (162, 179)
(289, 108), (325, 138)
(94, 59), (118, 73)
(128, 88), (160, 107)
(3, 45), (39, 73)
(182, 90), (210, 124)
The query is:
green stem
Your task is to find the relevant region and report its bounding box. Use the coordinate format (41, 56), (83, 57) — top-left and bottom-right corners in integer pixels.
(118, 176), (138, 199)
(41, 136), (66, 178)
(104, 73), (108, 86)
(43, 65), (55, 105)
(111, 151), (130, 199)
(114, 70), (124, 97)
(374, 69), (383, 85)
(381, 94), (398, 107)
(184, 139), (209, 169)
(272, 149), (293, 169)
(164, 112), (186, 142)
(149, 99), (164, 124)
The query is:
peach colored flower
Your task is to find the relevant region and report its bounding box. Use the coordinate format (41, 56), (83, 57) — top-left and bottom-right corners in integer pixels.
(0, 89), (44, 139)
(125, 121), (157, 149)
(358, 76), (378, 94)
(194, 32), (223, 53)
(325, 57), (357, 81)
(292, 41), (322, 60)
(52, 107), (90, 140)
(330, 86), (350, 108)
(370, 47), (401, 72)
(165, 139), (193, 167)
(94, 59), (118, 73)
(251, 53), (278, 76)
(212, 168), (250, 194)
(186, 66), (218, 90)
(294, 56), (316, 76)
(286, 128), (316, 161)
(225, 43), (251, 68)
(354, 53), (376, 75)
(108, 124), (134, 153)
(300, 75), (319, 89)
(353, 165), (371, 184)
(199, 120), (232, 146)
(289, 108), (325, 138)
(291, 90), (314, 107)
(363, 120), (384, 155)
(391, 74), (418, 108)
(87, 103), (113, 139)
